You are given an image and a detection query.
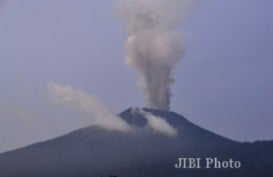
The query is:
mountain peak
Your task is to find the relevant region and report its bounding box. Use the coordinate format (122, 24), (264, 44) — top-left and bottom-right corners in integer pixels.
(119, 107), (233, 143)
(119, 106), (189, 127)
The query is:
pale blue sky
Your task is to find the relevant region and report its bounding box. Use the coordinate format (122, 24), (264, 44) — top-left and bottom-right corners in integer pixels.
(0, 0), (273, 152)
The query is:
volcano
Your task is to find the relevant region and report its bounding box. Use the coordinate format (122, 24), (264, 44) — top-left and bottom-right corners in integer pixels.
(0, 107), (272, 177)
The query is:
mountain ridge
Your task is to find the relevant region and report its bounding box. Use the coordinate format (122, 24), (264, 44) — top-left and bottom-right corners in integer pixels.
(0, 107), (272, 177)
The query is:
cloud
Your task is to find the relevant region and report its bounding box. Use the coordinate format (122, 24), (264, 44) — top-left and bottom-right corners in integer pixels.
(47, 82), (177, 135)
(141, 110), (177, 136)
(118, 0), (196, 110)
(48, 82), (131, 132)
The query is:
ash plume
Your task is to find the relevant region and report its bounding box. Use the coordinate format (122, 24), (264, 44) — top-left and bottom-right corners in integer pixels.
(118, 0), (195, 110)
(48, 82), (132, 132)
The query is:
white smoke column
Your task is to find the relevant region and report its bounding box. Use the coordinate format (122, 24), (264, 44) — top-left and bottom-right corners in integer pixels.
(141, 110), (177, 136)
(118, 0), (195, 110)
(48, 82), (131, 132)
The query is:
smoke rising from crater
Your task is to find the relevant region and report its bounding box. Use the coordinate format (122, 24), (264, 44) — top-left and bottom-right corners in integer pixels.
(118, 0), (195, 110)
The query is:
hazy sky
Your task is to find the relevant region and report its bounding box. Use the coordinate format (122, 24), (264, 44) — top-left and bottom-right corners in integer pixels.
(0, 0), (273, 152)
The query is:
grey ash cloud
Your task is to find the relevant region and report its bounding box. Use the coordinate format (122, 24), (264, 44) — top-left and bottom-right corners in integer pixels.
(118, 0), (195, 110)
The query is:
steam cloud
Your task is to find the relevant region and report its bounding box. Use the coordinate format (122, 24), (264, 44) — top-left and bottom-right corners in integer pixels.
(48, 82), (131, 132)
(118, 0), (194, 110)
(47, 82), (178, 136)
(141, 110), (177, 136)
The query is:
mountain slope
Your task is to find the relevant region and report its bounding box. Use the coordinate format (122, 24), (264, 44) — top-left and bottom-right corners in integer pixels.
(0, 107), (272, 177)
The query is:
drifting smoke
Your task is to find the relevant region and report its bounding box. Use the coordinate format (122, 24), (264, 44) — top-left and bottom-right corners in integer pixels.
(47, 83), (178, 136)
(48, 82), (131, 132)
(118, 0), (195, 110)
(131, 107), (177, 136)
(145, 113), (177, 136)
